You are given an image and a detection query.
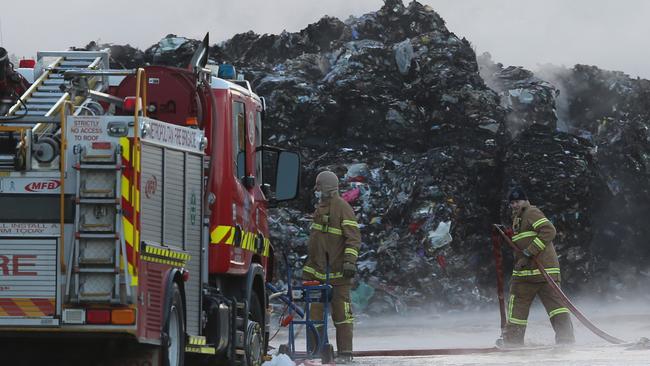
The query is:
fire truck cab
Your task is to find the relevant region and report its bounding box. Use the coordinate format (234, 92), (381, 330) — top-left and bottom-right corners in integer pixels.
(0, 39), (299, 366)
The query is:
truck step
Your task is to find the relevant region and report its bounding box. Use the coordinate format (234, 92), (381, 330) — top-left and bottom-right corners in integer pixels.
(74, 163), (120, 170)
(75, 267), (118, 274)
(76, 233), (118, 239)
(76, 198), (119, 205)
(78, 258), (114, 265)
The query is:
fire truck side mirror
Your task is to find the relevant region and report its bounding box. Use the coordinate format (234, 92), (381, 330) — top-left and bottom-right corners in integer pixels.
(274, 151), (300, 202)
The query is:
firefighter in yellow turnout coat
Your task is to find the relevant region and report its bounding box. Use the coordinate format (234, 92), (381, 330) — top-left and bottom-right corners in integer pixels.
(504, 187), (575, 346)
(303, 171), (361, 363)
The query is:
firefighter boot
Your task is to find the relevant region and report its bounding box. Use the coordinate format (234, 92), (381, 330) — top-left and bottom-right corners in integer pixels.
(334, 352), (353, 364)
(501, 324), (526, 347)
(550, 312), (575, 345)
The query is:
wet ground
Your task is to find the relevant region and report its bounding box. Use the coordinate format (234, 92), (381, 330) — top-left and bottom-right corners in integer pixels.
(269, 298), (650, 365)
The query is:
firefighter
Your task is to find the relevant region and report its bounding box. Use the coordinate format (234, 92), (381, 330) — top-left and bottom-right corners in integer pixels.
(502, 187), (575, 346)
(303, 170), (361, 363)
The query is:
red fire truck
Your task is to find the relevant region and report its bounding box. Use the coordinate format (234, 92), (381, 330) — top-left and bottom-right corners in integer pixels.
(0, 38), (299, 366)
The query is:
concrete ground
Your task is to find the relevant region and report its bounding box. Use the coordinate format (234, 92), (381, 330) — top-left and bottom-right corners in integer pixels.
(268, 298), (650, 365)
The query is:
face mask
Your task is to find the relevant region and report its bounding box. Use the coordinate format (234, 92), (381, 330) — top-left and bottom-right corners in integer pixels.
(314, 190), (322, 201)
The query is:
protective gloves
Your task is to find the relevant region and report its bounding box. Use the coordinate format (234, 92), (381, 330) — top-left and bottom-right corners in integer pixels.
(342, 262), (356, 279)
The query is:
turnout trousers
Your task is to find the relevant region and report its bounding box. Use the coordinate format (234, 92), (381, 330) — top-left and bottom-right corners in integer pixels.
(308, 284), (354, 355)
(504, 281), (575, 345)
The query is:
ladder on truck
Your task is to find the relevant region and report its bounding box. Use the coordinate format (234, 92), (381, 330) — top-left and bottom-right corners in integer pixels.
(66, 142), (130, 304)
(1, 50), (110, 170)
(6, 50), (109, 118)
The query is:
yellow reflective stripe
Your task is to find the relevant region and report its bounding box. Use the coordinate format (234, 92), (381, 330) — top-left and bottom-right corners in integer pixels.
(328, 227), (342, 235)
(509, 317), (528, 325)
(508, 294), (513, 319)
(507, 295), (528, 325)
(143, 245), (191, 262)
(533, 237), (546, 250)
(512, 231), (537, 241)
(248, 235), (253, 250)
(344, 248), (359, 257)
(242, 232), (250, 250)
(141, 254), (185, 267)
(336, 302), (354, 324)
(263, 238), (271, 257)
(532, 218), (551, 229)
(211, 225), (233, 244)
(209, 226), (270, 256)
(342, 220), (359, 228)
(303, 265), (343, 280)
(120, 137), (131, 162)
(335, 319), (354, 325)
(121, 176), (130, 203)
(548, 307), (570, 318)
(311, 223), (342, 236)
(188, 336), (207, 346)
(512, 268), (560, 276)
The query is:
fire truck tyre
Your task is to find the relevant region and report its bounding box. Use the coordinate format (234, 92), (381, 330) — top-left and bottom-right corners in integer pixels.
(246, 292), (264, 366)
(164, 282), (186, 366)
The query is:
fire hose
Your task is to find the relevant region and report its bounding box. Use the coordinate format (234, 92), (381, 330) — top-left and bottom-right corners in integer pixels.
(492, 224), (625, 344)
(491, 229), (507, 333)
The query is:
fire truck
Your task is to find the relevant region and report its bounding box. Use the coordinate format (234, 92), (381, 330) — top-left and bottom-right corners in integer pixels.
(0, 38), (299, 366)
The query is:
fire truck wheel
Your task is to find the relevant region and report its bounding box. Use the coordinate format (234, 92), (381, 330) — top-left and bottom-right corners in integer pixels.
(246, 292), (264, 366)
(164, 282), (186, 366)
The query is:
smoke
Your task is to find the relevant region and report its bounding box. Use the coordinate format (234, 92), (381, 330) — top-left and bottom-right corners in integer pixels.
(533, 63), (573, 132)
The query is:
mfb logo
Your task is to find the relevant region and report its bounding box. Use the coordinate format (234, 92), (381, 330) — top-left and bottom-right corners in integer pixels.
(25, 180), (60, 192)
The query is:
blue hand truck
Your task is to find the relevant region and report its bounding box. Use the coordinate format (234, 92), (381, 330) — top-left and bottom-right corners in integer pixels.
(266, 255), (335, 363)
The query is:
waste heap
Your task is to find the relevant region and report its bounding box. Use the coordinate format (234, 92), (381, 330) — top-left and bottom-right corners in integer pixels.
(212, 0), (512, 312)
(83, 0), (650, 314)
(478, 53), (559, 134)
(537, 64), (650, 294)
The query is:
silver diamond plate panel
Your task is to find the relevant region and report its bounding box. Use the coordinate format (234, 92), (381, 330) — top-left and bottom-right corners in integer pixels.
(80, 170), (116, 198)
(79, 238), (115, 264)
(79, 273), (114, 298)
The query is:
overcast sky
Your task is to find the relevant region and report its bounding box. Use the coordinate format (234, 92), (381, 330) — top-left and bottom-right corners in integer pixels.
(2, 0), (649, 79)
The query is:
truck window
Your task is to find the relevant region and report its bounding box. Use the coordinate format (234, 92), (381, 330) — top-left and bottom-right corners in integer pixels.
(232, 101), (246, 178)
(255, 110), (262, 184)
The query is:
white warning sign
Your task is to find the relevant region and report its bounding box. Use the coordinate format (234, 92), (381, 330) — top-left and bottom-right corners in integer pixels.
(69, 116), (103, 142)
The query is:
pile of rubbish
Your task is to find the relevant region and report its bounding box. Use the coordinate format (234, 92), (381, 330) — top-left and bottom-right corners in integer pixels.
(478, 53), (559, 134)
(82, 0), (650, 313)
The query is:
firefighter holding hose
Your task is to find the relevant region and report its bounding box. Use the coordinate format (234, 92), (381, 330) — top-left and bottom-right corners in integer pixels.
(502, 187), (575, 346)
